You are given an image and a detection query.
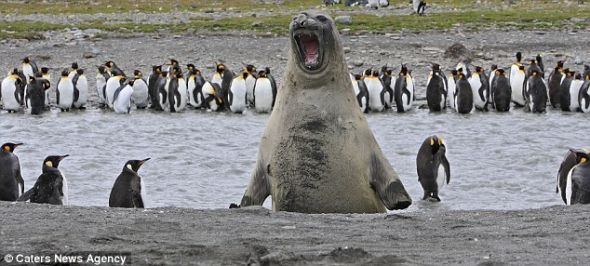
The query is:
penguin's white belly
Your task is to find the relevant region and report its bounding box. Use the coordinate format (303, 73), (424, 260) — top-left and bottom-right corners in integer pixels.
(57, 82), (74, 109)
(566, 168), (574, 205)
(229, 80), (247, 113)
(366, 80), (384, 112)
(96, 76), (106, 104)
(245, 76), (256, 105)
(469, 78), (486, 108)
(105, 78), (122, 109)
(510, 74), (525, 105)
(211, 75), (222, 87)
(174, 82), (188, 112)
(448, 78), (456, 110)
(254, 79), (273, 113)
(160, 79), (170, 111)
(437, 164), (446, 191)
(403, 79), (415, 111)
(61, 170), (69, 206)
(74, 76), (88, 108)
(187, 79), (198, 107)
(1, 80), (21, 111)
(113, 86), (134, 114)
(569, 80), (583, 110)
(132, 80), (149, 108)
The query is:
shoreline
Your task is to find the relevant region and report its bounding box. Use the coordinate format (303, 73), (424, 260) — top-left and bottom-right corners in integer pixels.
(1, 202), (588, 265)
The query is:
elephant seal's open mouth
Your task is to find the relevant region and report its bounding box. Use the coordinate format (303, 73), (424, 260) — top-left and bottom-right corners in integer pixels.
(294, 31), (322, 70)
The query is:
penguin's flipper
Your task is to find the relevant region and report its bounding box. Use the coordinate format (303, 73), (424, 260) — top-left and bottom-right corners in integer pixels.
(239, 156), (270, 207)
(73, 87), (80, 103)
(17, 188), (34, 202)
(112, 87), (123, 105)
(56, 88), (60, 105)
(16, 168), (24, 195)
(131, 178), (144, 208)
(442, 156), (451, 184)
(369, 153), (412, 210)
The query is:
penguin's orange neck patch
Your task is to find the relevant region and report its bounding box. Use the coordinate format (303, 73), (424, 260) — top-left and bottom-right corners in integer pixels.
(3, 146), (10, 152)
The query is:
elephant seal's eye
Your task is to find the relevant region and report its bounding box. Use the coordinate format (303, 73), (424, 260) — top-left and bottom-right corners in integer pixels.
(316, 15), (328, 22)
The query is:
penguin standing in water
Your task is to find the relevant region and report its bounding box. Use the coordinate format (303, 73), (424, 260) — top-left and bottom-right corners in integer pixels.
(201, 81), (224, 111)
(265, 67), (278, 106)
(109, 158), (150, 208)
(105, 61), (124, 77)
(56, 69), (74, 112)
(394, 64), (415, 113)
(0, 143), (24, 201)
(548, 61), (564, 108)
(26, 77), (50, 115)
(558, 149), (590, 205)
(412, 0), (426, 15)
(510, 52), (526, 106)
(253, 70), (275, 113)
(365, 69), (385, 112)
(244, 65), (257, 108)
(447, 70), (458, 110)
(96, 66), (109, 107)
(131, 70), (149, 109)
(18, 155), (69, 205)
(148, 65), (163, 110)
(72, 69), (88, 109)
(565, 73), (584, 112)
(1, 69), (25, 112)
(577, 77), (590, 113)
(211, 63), (234, 109)
(491, 69), (511, 112)
(105, 72), (126, 110)
(455, 72), (473, 114)
(417, 136), (450, 202)
(380, 66), (394, 109)
(352, 74), (369, 113)
(113, 79), (134, 114)
(168, 71), (188, 113)
(469, 66), (489, 111)
(41, 67), (51, 108)
(187, 65), (205, 108)
(559, 70), (575, 111)
(228, 72), (248, 113)
(525, 69), (548, 113)
(22, 57), (39, 84)
(426, 63), (448, 112)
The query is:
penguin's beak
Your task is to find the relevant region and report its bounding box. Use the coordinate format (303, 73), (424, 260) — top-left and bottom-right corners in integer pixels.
(58, 154), (70, 161)
(139, 158), (151, 166)
(14, 143), (23, 147)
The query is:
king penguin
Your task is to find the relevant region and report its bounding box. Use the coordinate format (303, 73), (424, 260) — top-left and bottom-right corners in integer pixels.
(394, 64), (415, 113)
(211, 63), (234, 109)
(68, 62), (79, 79)
(113, 79), (134, 114)
(201, 81), (224, 111)
(548, 61), (564, 108)
(455, 72), (473, 114)
(469, 66), (489, 111)
(559, 149), (590, 205)
(131, 70), (149, 109)
(56, 69), (74, 112)
(417, 135), (451, 202)
(253, 70), (275, 113)
(228, 71), (248, 113)
(18, 155), (69, 205)
(352, 73), (369, 113)
(566, 73), (584, 112)
(148, 65), (163, 110)
(380, 66), (394, 109)
(447, 70), (458, 110)
(510, 52), (526, 106)
(187, 65), (205, 108)
(26, 76), (50, 115)
(577, 76), (590, 113)
(105, 61), (124, 77)
(22, 56), (39, 84)
(105, 72), (126, 110)
(109, 158), (150, 208)
(1, 69), (25, 113)
(491, 69), (511, 112)
(559, 69), (575, 111)
(96, 65), (110, 108)
(525, 69), (548, 113)
(41, 67), (51, 108)
(0, 142), (24, 201)
(244, 64), (257, 108)
(72, 69), (88, 109)
(168, 70), (188, 113)
(426, 63), (448, 112)
(365, 69), (385, 112)
(412, 0), (426, 15)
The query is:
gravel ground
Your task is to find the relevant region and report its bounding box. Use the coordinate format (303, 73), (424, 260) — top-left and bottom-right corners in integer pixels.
(1, 202), (589, 265)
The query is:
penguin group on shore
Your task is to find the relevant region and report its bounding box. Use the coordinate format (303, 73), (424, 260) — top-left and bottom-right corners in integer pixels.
(352, 64), (415, 113)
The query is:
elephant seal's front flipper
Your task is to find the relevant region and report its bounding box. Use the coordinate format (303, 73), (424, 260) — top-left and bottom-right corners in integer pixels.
(369, 153), (412, 210)
(240, 156), (270, 207)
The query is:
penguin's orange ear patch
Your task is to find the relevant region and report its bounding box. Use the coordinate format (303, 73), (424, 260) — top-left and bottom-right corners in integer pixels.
(3, 146), (9, 152)
(580, 158), (588, 164)
(430, 138), (435, 146)
(45, 161), (53, 168)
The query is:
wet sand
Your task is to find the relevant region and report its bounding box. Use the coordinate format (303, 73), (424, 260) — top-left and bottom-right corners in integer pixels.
(1, 202), (588, 265)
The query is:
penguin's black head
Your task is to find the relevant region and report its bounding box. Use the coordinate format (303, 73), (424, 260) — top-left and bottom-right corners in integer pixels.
(575, 73), (582, 80)
(241, 71), (249, 80)
(61, 69), (69, 77)
(245, 64), (256, 73)
(496, 69), (505, 76)
(529, 59), (536, 65)
(41, 67), (49, 75)
(475, 66), (483, 73)
(354, 74), (362, 81)
(451, 69), (458, 76)
(160, 71), (168, 78)
(431, 63), (440, 72)
(2, 142), (23, 153)
(76, 69), (84, 75)
(10, 68), (19, 76)
(516, 52), (522, 62)
(491, 64), (498, 71)
(152, 65), (162, 73)
(371, 70), (379, 77)
(175, 71), (184, 79)
(111, 68), (124, 77)
(71, 62), (79, 70)
(170, 59), (179, 66)
(134, 70), (142, 78)
(429, 136), (446, 155)
(187, 64), (195, 71)
(98, 65), (106, 74)
(556, 61), (564, 68)
(105, 61), (116, 68)
(43, 155), (69, 169)
(125, 158), (150, 173)
(399, 64), (408, 75)
(536, 54), (543, 62)
(457, 72), (466, 80)
(216, 64), (226, 74)
(23, 57), (31, 64)
(34, 72), (43, 78)
(258, 70), (268, 78)
(363, 69), (372, 76)
(290, 12), (334, 73)
(265, 67), (271, 75)
(571, 149), (590, 166)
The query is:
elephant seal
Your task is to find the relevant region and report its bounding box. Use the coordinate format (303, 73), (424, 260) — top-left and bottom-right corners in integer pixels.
(237, 11), (412, 213)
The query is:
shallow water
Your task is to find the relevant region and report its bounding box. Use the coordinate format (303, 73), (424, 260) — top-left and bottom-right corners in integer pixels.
(1, 107), (583, 212)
